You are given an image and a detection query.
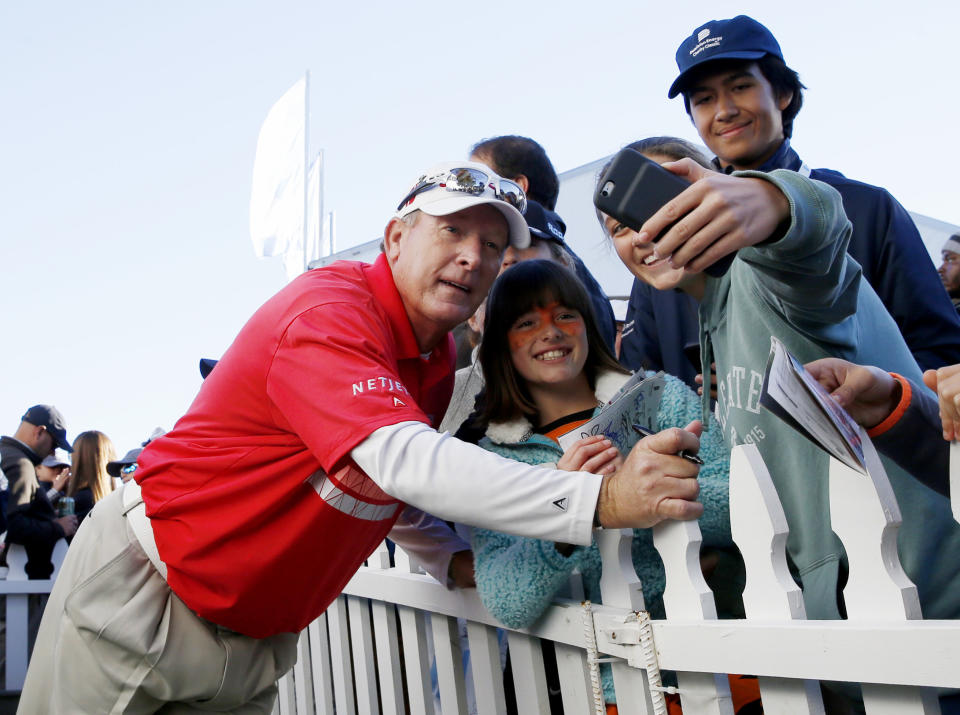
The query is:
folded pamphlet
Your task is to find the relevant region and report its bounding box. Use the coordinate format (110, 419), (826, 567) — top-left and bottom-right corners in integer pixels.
(759, 337), (866, 473)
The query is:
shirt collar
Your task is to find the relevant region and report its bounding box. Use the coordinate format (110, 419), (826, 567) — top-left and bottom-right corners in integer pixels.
(0, 435), (41, 465)
(712, 139), (802, 174)
(362, 253), (454, 368)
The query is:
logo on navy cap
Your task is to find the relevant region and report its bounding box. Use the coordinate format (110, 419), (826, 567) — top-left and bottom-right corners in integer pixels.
(690, 32), (724, 58)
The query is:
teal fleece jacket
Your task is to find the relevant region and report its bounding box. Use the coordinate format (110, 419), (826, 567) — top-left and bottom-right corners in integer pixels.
(472, 370), (732, 703)
(699, 169), (960, 622)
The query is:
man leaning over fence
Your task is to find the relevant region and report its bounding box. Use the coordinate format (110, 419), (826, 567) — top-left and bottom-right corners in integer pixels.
(20, 161), (708, 714)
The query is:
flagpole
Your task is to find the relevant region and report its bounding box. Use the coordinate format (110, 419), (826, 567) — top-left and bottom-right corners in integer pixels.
(302, 70), (310, 274)
(318, 149), (325, 258)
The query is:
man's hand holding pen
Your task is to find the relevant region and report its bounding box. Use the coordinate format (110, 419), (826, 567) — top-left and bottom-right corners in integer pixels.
(595, 420), (704, 529)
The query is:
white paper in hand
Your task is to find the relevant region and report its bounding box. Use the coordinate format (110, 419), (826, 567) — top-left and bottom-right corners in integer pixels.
(760, 337), (866, 473)
(557, 372), (666, 452)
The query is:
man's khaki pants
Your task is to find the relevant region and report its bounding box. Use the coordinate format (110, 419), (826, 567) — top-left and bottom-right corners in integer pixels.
(18, 486), (298, 714)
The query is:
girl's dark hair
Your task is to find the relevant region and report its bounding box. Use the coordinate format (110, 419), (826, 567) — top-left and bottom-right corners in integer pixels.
(681, 56), (806, 139)
(478, 260), (627, 424)
(618, 137), (712, 168)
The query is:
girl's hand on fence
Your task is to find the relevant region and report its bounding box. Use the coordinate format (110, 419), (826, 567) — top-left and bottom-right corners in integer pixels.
(558, 436), (623, 475)
(924, 363), (960, 441)
(805, 357), (899, 429)
(596, 421), (703, 529)
(448, 550), (476, 589)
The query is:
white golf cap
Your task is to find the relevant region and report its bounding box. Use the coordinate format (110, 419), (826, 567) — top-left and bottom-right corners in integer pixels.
(395, 161), (530, 249)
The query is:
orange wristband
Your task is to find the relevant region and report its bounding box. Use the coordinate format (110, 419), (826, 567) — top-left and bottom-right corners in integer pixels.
(866, 373), (911, 438)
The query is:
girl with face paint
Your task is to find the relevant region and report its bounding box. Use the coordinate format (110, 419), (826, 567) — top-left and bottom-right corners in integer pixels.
(470, 259), (755, 712)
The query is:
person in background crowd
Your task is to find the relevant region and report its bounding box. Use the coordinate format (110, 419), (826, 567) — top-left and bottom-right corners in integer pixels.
(35, 452), (71, 509)
(68, 431), (117, 528)
(106, 427), (168, 487)
(1, 406), (77, 658)
(939, 233), (960, 314)
(1, 405), (77, 578)
(23, 161), (706, 713)
(621, 15), (960, 382)
(469, 135), (618, 350)
(107, 446), (143, 487)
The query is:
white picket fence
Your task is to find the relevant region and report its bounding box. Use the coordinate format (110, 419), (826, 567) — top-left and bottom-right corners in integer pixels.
(272, 439), (960, 715)
(0, 539), (68, 692)
(2, 438), (958, 713)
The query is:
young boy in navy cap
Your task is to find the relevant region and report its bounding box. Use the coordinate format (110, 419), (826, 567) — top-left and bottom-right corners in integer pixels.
(671, 15), (960, 371)
(620, 15), (960, 382)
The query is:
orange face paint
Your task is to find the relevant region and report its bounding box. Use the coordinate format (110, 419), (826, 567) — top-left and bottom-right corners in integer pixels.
(507, 303), (585, 351)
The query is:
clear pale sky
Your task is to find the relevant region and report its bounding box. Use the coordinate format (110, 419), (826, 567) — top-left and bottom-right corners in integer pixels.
(2, 1), (957, 456)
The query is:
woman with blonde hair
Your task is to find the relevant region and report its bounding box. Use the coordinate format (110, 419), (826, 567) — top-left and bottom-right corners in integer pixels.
(68, 430), (116, 527)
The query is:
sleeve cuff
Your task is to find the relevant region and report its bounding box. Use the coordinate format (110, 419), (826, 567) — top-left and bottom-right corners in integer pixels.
(866, 373), (912, 438)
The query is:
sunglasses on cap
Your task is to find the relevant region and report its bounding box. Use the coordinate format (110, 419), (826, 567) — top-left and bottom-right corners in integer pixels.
(396, 167), (527, 215)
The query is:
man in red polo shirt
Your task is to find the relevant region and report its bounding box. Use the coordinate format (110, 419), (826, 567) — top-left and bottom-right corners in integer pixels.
(22, 161), (706, 713)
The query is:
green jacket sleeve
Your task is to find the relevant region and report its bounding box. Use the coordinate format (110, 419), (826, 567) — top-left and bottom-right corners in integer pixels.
(733, 169), (860, 329)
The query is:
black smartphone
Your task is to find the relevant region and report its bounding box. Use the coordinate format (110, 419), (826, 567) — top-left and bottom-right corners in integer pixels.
(594, 148), (734, 277)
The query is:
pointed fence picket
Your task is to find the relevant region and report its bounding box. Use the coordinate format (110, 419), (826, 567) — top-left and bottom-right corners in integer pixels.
(728, 444), (825, 714)
(829, 433), (939, 714)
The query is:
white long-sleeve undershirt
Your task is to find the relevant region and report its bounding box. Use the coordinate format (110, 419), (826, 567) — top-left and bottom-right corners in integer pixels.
(352, 421), (600, 546)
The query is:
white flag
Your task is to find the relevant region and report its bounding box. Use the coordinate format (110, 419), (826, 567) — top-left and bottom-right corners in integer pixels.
(249, 78), (305, 274)
(305, 154), (326, 267)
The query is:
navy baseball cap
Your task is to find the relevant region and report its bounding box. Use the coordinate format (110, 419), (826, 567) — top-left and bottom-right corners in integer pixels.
(668, 15), (783, 98)
(524, 200), (566, 244)
(21, 404), (72, 452)
(199, 358), (218, 379)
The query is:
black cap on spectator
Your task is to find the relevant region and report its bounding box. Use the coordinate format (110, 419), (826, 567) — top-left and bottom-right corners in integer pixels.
(524, 200), (566, 244)
(22, 404), (72, 453)
(199, 358), (218, 379)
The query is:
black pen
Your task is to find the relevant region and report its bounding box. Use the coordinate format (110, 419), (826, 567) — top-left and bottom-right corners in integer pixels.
(632, 424), (704, 466)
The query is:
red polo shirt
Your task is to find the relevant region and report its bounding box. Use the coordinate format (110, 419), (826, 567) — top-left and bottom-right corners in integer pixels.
(136, 254), (455, 637)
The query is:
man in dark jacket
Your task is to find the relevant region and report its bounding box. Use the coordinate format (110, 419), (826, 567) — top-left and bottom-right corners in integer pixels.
(1, 405), (77, 579)
(621, 15), (960, 383)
